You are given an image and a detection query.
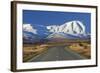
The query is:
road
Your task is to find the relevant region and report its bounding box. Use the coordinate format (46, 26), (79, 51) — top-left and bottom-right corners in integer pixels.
(28, 46), (86, 62)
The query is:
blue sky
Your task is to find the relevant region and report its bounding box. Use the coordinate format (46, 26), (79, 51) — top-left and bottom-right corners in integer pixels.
(23, 10), (91, 37)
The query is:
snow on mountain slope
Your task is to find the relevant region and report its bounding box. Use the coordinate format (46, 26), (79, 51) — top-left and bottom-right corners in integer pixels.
(46, 20), (90, 40)
(47, 32), (67, 39)
(47, 32), (90, 40)
(23, 21), (90, 43)
(23, 24), (40, 43)
(23, 31), (39, 44)
(47, 20), (85, 35)
(23, 24), (37, 34)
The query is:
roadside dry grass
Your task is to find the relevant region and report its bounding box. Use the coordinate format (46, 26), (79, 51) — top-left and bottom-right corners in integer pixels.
(23, 44), (49, 62)
(65, 42), (91, 59)
(23, 40), (91, 62)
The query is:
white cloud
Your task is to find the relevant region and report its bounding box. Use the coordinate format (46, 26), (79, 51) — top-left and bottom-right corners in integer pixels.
(23, 24), (37, 34)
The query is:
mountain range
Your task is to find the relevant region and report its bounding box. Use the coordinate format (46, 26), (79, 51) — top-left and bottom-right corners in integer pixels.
(23, 20), (90, 44)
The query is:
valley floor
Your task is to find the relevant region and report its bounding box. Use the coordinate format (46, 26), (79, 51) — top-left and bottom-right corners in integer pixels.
(23, 40), (91, 62)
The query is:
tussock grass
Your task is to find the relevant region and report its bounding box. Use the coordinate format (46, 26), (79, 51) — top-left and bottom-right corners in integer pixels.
(23, 44), (49, 62)
(65, 42), (91, 59)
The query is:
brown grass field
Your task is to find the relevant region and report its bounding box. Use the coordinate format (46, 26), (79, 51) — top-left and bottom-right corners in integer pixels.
(66, 42), (91, 59)
(23, 39), (91, 62)
(23, 44), (49, 62)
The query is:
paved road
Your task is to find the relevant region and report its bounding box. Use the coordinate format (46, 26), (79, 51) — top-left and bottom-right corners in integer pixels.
(28, 46), (86, 62)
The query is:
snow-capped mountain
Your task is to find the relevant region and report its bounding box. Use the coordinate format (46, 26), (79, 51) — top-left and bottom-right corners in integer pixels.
(23, 31), (40, 44)
(46, 20), (90, 40)
(23, 20), (90, 44)
(23, 24), (42, 44)
(47, 20), (85, 35)
(23, 24), (37, 34)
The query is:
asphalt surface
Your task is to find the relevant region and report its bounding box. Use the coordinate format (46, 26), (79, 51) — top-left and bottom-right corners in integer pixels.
(28, 46), (86, 62)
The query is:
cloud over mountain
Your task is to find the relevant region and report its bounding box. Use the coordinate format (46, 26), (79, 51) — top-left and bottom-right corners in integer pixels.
(23, 24), (37, 34)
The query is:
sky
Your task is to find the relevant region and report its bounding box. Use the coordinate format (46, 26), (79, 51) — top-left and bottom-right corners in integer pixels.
(23, 10), (91, 37)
